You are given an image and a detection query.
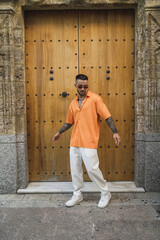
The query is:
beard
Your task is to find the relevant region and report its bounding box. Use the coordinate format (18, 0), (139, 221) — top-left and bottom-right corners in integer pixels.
(77, 89), (86, 96)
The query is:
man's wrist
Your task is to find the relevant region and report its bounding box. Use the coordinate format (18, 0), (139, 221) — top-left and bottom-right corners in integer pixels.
(113, 131), (118, 134)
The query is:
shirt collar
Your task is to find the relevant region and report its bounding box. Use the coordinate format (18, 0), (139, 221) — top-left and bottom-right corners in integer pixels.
(76, 90), (91, 100)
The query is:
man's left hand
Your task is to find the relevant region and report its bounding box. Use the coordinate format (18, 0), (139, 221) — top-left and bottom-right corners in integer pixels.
(113, 133), (121, 146)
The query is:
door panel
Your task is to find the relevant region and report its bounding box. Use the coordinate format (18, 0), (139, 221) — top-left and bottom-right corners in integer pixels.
(78, 10), (134, 181)
(25, 11), (78, 181)
(25, 10), (134, 181)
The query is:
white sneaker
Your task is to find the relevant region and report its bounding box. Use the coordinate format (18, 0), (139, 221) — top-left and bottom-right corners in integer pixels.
(98, 192), (111, 208)
(65, 194), (83, 207)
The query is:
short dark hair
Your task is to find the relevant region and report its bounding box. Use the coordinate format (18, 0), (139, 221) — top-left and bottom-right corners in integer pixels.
(76, 74), (88, 81)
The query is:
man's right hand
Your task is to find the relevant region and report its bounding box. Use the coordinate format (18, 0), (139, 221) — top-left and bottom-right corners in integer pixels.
(52, 132), (61, 143)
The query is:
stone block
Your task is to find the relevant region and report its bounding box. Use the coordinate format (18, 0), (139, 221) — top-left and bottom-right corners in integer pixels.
(145, 133), (160, 141)
(0, 134), (16, 143)
(136, 79), (145, 98)
(16, 134), (27, 142)
(14, 47), (23, 63)
(0, 134), (28, 193)
(134, 138), (145, 187)
(136, 51), (145, 79)
(11, 82), (25, 100)
(145, 142), (160, 191)
(145, 0), (160, 7)
(135, 115), (145, 132)
(0, 97), (3, 111)
(145, 115), (160, 132)
(145, 97), (160, 116)
(135, 98), (145, 115)
(14, 65), (24, 82)
(0, 142), (17, 193)
(14, 29), (23, 47)
(0, 65), (4, 82)
(0, 29), (5, 47)
(15, 115), (27, 135)
(0, 82), (11, 98)
(0, 98), (12, 115)
(0, 63), (10, 82)
(157, 78), (160, 94)
(17, 141), (29, 189)
(0, 12), (10, 29)
(0, 115), (16, 135)
(12, 97), (25, 115)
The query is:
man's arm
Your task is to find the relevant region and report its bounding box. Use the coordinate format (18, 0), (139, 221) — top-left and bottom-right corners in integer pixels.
(105, 116), (118, 134)
(52, 123), (72, 143)
(105, 116), (121, 146)
(59, 123), (72, 134)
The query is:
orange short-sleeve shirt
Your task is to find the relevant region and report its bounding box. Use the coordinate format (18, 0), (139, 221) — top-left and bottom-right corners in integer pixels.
(66, 91), (111, 149)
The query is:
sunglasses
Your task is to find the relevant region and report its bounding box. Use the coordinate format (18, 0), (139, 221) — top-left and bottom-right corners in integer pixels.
(77, 84), (88, 89)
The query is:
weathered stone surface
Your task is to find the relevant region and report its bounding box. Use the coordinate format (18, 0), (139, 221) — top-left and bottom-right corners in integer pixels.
(145, 142), (160, 191)
(135, 132), (160, 141)
(134, 138), (145, 187)
(0, 116), (16, 135)
(0, 205), (160, 240)
(0, 134), (28, 192)
(135, 115), (145, 133)
(14, 65), (24, 81)
(14, 29), (23, 46)
(0, 142), (17, 193)
(15, 115), (27, 134)
(145, 115), (160, 132)
(145, 0), (160, 7)
(135, 98), (145, 116)
(14, 47), (23, 63)
(136, 78), (145, 98)
(0, 133), (27, 143)
(17, 141), (29, 189)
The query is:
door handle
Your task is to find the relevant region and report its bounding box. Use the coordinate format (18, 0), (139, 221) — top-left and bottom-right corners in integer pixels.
(61, 92), (68, 97)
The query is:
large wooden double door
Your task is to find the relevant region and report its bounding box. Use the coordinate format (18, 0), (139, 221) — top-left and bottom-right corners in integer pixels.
(25, 10), (135, 181)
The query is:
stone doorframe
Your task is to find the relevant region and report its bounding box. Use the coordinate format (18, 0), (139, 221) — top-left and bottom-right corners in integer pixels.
(0, 0), (159, 193)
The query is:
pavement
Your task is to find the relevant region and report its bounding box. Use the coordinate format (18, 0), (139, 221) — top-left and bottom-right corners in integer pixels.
(0, 192), (160, 240)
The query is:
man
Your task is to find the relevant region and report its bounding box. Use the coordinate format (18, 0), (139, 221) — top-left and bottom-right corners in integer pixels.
(52, 74), (121, 208)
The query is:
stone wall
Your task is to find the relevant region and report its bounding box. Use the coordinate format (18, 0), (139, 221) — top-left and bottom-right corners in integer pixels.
(135, 1), (160, 191)
(0, 1), (28, 193)
(0, 0), (159, 193)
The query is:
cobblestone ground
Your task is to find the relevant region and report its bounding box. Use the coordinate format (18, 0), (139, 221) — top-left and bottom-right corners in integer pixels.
(0, 192), (160, 240)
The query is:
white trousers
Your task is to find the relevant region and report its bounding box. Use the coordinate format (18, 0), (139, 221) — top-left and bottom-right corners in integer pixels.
(70, 147), (109, 196)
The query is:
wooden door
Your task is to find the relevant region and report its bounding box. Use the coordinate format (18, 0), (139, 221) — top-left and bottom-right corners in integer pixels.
(25, 10), (134, 181)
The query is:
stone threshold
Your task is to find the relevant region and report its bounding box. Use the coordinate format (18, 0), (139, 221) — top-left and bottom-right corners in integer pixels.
(17, 181), (145, 194)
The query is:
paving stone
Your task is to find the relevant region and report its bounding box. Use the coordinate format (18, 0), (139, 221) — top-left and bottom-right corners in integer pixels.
(0, 206), (159, 240)
(24, 193), (52, 201)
